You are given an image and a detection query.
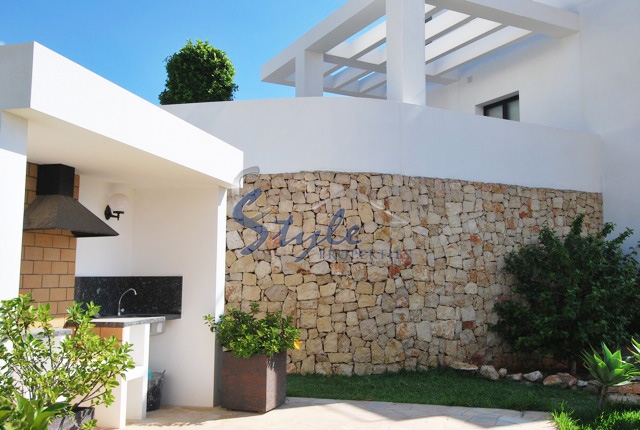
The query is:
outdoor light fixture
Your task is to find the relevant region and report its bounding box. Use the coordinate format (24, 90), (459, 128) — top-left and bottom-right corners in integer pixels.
(105, 193), (129, 221)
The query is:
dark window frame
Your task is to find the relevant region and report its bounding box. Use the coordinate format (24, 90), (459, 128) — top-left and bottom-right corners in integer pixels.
(483, 95), (519, 121)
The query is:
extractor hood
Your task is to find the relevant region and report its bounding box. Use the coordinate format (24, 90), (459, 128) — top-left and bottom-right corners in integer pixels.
(23, 164), (118, 237)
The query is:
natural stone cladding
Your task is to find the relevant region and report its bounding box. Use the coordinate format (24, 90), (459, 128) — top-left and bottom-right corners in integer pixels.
(225, 172), (602, 375)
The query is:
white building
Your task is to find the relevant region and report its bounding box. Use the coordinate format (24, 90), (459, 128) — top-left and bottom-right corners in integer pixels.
(169, 0), (639, 245)
(0, 0), (638, 424)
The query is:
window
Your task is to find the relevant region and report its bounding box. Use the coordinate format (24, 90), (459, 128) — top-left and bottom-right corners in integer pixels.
(483, 95), (519, 121)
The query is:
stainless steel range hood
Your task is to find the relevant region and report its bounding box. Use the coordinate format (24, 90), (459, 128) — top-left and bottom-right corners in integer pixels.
(23, 164), (118, 237)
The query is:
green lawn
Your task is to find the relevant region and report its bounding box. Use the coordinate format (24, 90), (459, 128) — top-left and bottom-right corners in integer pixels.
(286, 367), (640, 429)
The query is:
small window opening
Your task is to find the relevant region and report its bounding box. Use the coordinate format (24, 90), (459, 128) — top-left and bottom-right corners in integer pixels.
(483, 95), (519, 121)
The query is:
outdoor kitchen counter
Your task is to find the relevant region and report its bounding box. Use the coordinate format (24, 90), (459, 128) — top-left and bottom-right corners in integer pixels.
(91, 314), (180, 327)
(90, 315), (181, 428)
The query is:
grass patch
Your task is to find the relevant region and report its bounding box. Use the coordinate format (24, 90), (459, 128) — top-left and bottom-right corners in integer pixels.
(287, 367), (640, 428)
(554, 406), (640, 430)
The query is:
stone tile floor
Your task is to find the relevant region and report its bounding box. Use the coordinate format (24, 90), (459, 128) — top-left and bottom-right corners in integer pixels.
(116, 397), (554, 429)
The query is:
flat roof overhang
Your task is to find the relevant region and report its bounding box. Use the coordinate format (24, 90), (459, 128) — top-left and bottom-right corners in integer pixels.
(0, 42), (243, 190)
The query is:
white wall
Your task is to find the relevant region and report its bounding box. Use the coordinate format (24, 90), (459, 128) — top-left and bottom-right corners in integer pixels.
(76, 176), (134, 275)
(0, 113), (28, 300)
(132, 187), (219, 407)
(423, 0), (640, 244)
(165, 97), (601, 193)
(76, 176), (222, 407)
(426, 33), (585, 131)
(579, 0), (640, 245)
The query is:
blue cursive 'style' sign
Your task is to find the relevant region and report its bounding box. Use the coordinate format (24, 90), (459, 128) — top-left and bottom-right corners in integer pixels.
(233, 188), (361, 262)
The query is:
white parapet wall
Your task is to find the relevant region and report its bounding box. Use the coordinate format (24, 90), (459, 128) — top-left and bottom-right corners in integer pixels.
(164, 97), (601, 193)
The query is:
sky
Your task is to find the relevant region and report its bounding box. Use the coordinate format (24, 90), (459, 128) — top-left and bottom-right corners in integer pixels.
(0, 1), (346, 104)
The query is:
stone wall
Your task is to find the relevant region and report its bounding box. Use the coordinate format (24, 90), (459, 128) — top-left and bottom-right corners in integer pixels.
(225, 172), (602, 375)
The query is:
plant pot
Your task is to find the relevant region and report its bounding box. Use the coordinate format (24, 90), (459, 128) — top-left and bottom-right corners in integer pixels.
(48, 407), (94, 430)
(221, 351), (286, 413)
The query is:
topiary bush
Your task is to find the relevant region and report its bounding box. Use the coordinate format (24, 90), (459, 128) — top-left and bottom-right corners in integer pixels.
(492, 214), (640, 373)
(159, 39), (238, 104)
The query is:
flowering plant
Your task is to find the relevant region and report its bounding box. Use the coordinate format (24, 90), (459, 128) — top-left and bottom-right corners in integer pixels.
(204, 303), (300, 358)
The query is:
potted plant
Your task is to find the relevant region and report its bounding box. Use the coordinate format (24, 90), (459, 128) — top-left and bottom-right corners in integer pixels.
(0, 294), (135, 429)
(204, 302), (300, 413)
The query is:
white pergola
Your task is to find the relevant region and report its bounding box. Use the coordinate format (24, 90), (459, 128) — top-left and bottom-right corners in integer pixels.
(261, 0), (579, 105)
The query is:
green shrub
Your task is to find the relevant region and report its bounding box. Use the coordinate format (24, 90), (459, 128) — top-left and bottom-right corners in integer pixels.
(0, 294), (135, 422)
(0, 395), (68, 430)
(159, 39), (238, 104)
(204, 302), (300, 358)
(492, 214), (640, 371)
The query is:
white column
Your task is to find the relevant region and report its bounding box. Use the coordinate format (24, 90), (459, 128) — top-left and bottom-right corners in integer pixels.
(213, 186), (227, 406)
(386, 0), (426, 105)
(0, 112), (28, 301)
(295, 50), (324, 97)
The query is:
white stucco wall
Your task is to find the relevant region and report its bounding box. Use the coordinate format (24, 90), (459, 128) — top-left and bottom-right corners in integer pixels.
(132, 187), (220, 407)
(426, 32), (585, 131)
(579, 0), (640, 245)
(0, 113), (28, 300)
(76, 176), (135, 275)
(165, 97), (601, 193)
(422, 0), (640, 244)
(76, 176), (223, 407)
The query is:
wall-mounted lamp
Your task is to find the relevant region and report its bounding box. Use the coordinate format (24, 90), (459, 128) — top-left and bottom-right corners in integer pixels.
(105, 193), (129, 221)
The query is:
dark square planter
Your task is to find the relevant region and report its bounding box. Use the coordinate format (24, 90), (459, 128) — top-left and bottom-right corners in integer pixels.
(221, 351), (286, 413)
(48, 407), (94, 430)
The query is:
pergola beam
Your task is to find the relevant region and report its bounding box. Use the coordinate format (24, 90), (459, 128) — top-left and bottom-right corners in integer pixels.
(426, 19), (505, 63)
(426, 0), (579, 37)
(261, 0), (580, 99)
(426, 26), (532, 76)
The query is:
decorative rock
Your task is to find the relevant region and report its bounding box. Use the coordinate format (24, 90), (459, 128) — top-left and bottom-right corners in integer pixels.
(298, 283), (320, 300)
(226, 231), (244, 250)
(255, 261), (272, 279)
(416, 321), (432, 342)
(523, 371), (544, 383)
(577, 380), (588, 388)
(506, 373), (523, 381)
(498, 368), (508, 378)
(359, 319), (378, 341)
(543, 375), (563, 387)
(230, 255), (255, 273)
(450, 361), (478, 371)
(612, 382), (640, 395)
(367, 266), (389, 282)
(316, 317), (333, 333)
(311, 261), (331, 275)
(384, 339), (405, 363)
(264, 285), (287, 302)
(479, 365), (499, 381)
(470, 350), (485, 367)
(557, 372), (578, 388)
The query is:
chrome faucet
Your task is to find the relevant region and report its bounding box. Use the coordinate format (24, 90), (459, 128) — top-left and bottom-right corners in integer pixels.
(118, 288), (137, 316)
